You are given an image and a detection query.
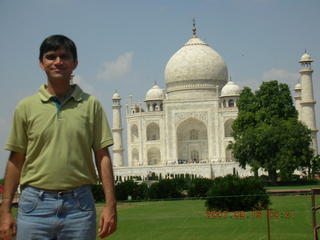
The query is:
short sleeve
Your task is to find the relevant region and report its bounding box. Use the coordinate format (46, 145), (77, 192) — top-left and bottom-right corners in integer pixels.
(5, 103), (28, 153)
(92, 101), (114, 151)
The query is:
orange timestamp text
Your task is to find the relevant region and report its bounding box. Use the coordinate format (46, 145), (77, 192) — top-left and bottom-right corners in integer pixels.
(206, 210), (294, 219)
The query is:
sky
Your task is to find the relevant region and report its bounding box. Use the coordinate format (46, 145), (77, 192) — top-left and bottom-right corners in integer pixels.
(0, 0), (319, 177)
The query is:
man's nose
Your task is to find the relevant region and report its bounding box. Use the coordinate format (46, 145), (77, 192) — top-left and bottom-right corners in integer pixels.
(54, 56), (63, 64)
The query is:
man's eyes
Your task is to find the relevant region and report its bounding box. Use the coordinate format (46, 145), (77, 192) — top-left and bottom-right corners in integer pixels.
(45, 54), (71, 60)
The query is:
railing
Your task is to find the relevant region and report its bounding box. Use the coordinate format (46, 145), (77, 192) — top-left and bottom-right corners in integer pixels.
(311, 188), (320, 240)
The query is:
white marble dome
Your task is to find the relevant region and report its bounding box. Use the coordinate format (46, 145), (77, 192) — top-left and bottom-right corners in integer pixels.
(145, 85), (164, 101)
(300, 53), (313, 62)
(221, 81), (241, 97)
(112, 92), (121, 100)
(294, 82), (302, 91)
(164, 36), (228, 94)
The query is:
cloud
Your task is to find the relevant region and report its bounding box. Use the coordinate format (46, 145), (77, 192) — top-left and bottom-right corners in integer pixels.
(262, 68), (299, 84)
(73, 75), (95, 94)
(239, 78), (261, 91)
(239, 68), (300, 91)
(97, 52), (134, 81)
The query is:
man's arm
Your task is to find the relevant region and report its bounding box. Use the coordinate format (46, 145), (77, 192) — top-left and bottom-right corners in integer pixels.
(94, 147), (117, 239)
(0, 151), (25, 240)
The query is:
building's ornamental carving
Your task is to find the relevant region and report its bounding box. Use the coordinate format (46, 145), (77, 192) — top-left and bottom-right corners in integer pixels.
(175, 111), (208, 126)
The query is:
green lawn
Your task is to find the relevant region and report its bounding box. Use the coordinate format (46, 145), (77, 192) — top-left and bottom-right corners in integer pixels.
(99, 195), (317, 240)
(9, 186), (319, 239)
(265, 184), (320, 190)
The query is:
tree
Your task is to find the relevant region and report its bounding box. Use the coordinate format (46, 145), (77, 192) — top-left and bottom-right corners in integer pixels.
(302, 154), (320, 179)
(230, 80), (313, 183)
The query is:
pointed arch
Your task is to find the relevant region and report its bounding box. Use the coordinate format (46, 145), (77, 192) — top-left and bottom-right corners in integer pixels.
(146, 122), (160, 141)
(224, 119), (234, 137)
(228, 99), (235, 107)
(176, 118), (208, 163)
(132, 148), (139, 166)
(147, 147), (161, 165)
(225, 147), (233, 162)
(131, 124), (139, 142)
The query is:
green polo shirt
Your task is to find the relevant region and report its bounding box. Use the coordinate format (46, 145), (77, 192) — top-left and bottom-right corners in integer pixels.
(5, 85), (113, 190)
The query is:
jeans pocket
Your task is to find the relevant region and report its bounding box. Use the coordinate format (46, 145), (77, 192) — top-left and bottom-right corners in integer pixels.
(19, 194), (39, 213)
(77, 191), (95, 211)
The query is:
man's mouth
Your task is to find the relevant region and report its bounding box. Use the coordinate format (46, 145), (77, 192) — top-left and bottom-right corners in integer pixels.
(52, 69), (64, 72)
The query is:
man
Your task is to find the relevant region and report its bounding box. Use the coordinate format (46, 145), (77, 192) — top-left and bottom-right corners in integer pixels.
(0, 35), (117, 240)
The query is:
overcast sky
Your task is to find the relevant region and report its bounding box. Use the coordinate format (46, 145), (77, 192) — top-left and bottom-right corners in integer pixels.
(1, 0), (319, 177)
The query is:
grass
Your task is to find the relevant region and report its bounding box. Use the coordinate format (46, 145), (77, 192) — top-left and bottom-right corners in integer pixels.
(9, 185), (319, 239)
(99, 194), (316, 240)
(265, 184), (320, 190)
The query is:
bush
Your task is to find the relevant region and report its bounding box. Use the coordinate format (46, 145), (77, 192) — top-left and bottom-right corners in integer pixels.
(92, 184), (105, 202)
(206, 175), (270, 211)
(173, 177), (191, 191)
(149, 179), (184, 199)
(133, 183), (149, 200)
(188, 178), (214, 198)
(115, 180), (149, 201)
(262, 177), (319, 186)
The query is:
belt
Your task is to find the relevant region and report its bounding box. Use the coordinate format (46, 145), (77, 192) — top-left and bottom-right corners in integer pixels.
(22, 185), (91, 199)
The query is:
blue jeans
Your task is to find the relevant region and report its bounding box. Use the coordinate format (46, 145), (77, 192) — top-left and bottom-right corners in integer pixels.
(16, 185), (96, 240)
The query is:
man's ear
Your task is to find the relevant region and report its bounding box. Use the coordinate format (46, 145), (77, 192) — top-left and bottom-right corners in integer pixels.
(73, 60), (78, 70)
(39, 60), (45, 70)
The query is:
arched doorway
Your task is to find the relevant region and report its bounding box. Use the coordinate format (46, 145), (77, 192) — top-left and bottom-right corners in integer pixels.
(224, 119), (234, 137)
(132, 148), (139, 166)
(146, 122), (160, 141)
(176, 118), (208, 163)
(147, 147), (161, 165)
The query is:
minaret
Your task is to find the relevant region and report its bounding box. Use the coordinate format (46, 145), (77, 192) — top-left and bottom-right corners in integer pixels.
(299, 52), (318, 154)
(294, 82), (302, 121)
(112, 92), (124, 166)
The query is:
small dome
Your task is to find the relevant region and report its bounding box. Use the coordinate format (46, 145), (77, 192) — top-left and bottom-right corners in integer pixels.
(145, 85), (164, 101)
(112, 92), (121, 100)
(221, 81), (241, 97)
(294, 83), (302, 91)
(299, 53), (313, 63)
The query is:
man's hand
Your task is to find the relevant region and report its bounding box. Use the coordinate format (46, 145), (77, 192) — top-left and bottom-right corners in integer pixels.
(95, 148), (117, 238)
(98, 204), (117, 239)
(0, 151), (24, 240)
(0, 210), (16, 240)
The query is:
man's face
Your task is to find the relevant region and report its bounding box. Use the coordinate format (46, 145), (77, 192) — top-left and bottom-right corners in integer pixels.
(39, 47), (78, 80)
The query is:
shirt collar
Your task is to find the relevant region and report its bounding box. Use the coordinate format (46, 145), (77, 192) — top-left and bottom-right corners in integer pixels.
(38, 84), (84, 102)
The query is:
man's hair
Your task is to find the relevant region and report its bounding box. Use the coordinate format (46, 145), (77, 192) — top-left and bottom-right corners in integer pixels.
(39, 35), (78, 62)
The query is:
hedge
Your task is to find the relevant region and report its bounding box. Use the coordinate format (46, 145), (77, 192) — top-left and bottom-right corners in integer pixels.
(206, 175), (270, 211)
(149, 179), (184, 199)
(188, 178), (214, 198)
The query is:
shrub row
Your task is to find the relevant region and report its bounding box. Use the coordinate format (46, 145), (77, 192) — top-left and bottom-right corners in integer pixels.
(115, 180), (148, 201)
(205, 175), (270, 211)
(260, 174), (318, 186)
(93, 175), (271, 211)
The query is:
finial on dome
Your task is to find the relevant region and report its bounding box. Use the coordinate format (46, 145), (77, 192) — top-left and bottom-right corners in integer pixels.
(305, 48), (307, 53)
(154, 80), (157, 85)
(229, 76), (232, 82)
(192, 18), (197, 37)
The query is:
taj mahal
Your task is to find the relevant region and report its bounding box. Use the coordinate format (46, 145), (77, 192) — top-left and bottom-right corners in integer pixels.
(110, 22), (318, 180)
